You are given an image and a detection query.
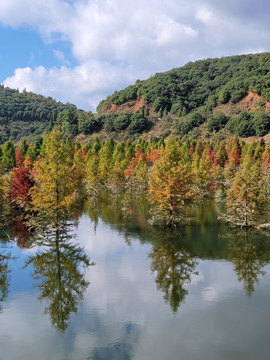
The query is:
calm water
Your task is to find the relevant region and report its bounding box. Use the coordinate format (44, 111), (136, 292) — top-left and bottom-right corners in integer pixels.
(1, 210), (270, 360)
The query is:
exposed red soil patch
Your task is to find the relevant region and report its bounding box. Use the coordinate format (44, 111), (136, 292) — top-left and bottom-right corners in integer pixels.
(105, 97), (147, 114)
(215, 91), (270, 115)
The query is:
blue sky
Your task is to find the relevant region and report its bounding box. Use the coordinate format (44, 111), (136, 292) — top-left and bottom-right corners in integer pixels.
(0, 0), (270, 111)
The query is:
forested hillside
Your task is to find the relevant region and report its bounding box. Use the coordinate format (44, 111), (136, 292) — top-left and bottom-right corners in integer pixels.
(97, 52), (270, 139)
(2, 52), (270, 144)
(0, 86), (79, 144)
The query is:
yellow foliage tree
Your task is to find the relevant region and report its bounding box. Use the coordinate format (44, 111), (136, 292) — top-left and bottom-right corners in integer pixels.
(30, 129), (79, 226)
(148, 140), (193, 226)
(224, 161), (267, 227)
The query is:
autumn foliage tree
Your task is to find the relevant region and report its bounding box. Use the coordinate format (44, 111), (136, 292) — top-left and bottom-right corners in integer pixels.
(9, 166), (35, 209)
(0, 162), (6, 215)
(148, 139), (193, 226)
(30, 129), (80, 225)
(223, 161), (267, 227)
(15, 147), (24, 168)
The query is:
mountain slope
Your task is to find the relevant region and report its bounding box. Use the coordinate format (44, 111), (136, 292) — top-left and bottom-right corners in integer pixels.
(2, 52), (270, 145)
(94, 52), (270, 140)
(98, 53), (270, 115)
(0, 86), (79, 144)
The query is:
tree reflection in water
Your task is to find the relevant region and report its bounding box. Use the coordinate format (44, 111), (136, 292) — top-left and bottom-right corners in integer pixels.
(148, 235), (198, 313)
(0, 249), (11, 312)
(0, 226), (13, 313)
(227, 229), (270, 296)
(24, 220), (94, 332)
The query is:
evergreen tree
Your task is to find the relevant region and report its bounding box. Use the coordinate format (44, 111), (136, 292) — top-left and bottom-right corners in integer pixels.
(2, 140), (15, 171)
(20, 138), (29, 158)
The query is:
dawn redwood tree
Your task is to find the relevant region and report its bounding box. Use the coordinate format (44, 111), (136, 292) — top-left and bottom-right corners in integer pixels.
(20, 138), (29, 157)
(30, 129), (80, 225)
(224, 161), (267, 227)
(148, 139), (193, 227)
(231, 136), (242, 167)
(0, 162), (6, 210)
(15, 147), (24, 168)
(9, 166), (35, 209)
(108, 142), (128, 194)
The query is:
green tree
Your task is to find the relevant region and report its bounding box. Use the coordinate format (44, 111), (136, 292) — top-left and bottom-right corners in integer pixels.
(20, 138), (29, 157)
(2, 140), (15, 171)
(58, 109), (78, 136)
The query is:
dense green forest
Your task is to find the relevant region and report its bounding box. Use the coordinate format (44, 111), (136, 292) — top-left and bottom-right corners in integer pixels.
(97, 52), (270, 139)
(2, 52), (270, 146)
(0, 86), (79, 143)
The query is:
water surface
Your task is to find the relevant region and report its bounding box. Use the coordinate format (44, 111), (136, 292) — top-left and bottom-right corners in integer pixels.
(0, 212), (270, 359)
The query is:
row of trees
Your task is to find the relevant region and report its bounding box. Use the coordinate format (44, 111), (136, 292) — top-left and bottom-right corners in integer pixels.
(1, 129), (270, 229)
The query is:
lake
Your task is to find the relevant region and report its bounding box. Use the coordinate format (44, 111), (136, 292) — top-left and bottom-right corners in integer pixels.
(1, 207), (270, 360)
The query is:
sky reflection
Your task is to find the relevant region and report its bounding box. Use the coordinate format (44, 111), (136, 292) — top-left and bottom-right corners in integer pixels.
(0, 214), (270, 360)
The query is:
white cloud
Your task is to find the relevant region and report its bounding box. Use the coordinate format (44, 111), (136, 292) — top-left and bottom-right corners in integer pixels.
(53, 49), (70, 65)
(195, 7), (213, 25)
(3, 61), (141, 110)
(1, 0), (270, 110)
(155, 15), (197, 46)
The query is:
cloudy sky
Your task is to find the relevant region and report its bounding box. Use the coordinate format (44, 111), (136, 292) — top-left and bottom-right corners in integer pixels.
(0, 0), (269, 111)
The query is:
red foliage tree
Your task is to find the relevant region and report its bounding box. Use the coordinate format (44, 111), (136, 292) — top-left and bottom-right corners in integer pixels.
(146, 148), (161, 166)
(206, 148), (219, 168)
(9, 167), (35, 208)
(231, 136), (242, 167)
(124, 146), (146, 179)
(15, 147), (24, 168)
